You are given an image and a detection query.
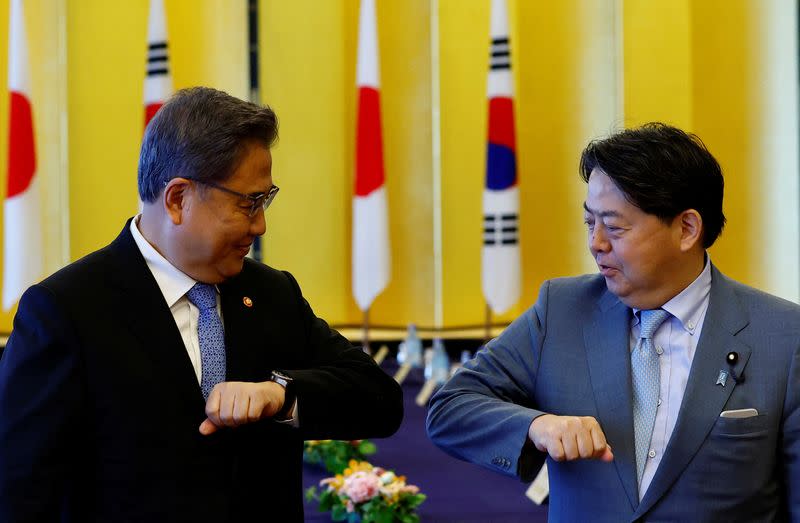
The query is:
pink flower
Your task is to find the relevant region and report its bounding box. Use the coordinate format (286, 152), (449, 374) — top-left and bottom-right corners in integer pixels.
(346, 500), (355, 513)
(343, 471), (382, 503)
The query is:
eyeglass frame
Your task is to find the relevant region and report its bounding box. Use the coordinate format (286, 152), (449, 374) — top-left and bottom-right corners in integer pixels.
(182, 178), (280, 217)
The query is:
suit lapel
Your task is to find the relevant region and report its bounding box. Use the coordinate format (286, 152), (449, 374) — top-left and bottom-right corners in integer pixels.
(107, 220), (206, 413)
(583, 289), (639, 511)
(219, 264), (274, 383)
(633, 266), (751, 519)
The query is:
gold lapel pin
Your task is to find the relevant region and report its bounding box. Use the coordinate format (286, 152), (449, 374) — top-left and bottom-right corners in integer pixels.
(243, 296), (253, 308)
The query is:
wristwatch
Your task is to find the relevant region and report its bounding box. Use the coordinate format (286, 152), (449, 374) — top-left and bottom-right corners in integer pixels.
(270, 371), (296, 420)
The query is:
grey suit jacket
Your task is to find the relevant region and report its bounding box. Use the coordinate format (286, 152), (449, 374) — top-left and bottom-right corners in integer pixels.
(427, 265), (800, 522)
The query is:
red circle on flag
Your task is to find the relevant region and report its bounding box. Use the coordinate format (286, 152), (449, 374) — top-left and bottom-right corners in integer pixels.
(7, 91), (36, 198)
(354, 87), (385, 197)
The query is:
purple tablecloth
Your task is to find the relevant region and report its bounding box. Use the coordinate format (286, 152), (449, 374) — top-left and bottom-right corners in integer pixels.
(303, 364), (548, 522)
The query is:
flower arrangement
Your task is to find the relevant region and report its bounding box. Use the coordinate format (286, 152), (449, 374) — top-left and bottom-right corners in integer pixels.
(306, 460), (426, 523)
(304, 440), (378, 475)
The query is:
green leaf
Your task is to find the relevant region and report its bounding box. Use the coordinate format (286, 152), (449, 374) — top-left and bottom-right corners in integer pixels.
(359, 441), (378, 455)
(324, 456), (337, 474)
(374, 506), (394, 523)
(406, 494), (426, 509)
(331, 504), (348, 521)
(305, 486), (318, 503)
(318, 490), (335, 511)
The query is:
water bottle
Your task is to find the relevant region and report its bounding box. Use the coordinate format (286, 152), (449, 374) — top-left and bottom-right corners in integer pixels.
(430, 338), (450, 384)
(402, 324), (423, 368)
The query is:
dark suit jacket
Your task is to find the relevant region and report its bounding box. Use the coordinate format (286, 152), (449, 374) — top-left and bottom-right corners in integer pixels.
(0, 221), (403, 522)
(428, 266), (800, 522)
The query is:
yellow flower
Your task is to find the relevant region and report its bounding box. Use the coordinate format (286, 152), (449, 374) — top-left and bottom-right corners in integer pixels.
(344, 460), (375, 475)
(320, 474), (345, 491)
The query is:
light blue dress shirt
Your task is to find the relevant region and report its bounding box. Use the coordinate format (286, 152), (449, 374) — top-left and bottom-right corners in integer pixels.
(631, 256), (712, 499)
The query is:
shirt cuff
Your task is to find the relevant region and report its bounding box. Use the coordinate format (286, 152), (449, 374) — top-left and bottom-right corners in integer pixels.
(274, 399), (299, 428)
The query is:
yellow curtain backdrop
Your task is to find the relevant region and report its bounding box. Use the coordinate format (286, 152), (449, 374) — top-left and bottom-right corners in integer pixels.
(440, 0), (620, 327)
(0, 0), (67, 334)
(624, 0), (799, 301)
(260, 0), (434, 328)
(0, 0), (797, 335)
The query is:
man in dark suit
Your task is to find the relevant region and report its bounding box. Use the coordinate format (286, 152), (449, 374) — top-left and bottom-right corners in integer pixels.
(427, 123), (800, 521)
(0, 86), (403, 522)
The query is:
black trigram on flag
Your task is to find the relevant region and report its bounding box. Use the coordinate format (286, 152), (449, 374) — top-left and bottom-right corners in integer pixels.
(147, 41), (169, 77)
(144, 0), (173, 128)
(484, 213), (518, 246)
(490, 36), (510, 70)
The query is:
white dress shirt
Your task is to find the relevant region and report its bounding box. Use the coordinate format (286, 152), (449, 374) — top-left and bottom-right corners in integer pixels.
(130, 216), (215, 384)
(631, 256), (712, 499)
(129, 216), (298, 422)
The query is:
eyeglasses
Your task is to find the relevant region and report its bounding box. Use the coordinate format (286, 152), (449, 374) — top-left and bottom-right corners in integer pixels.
(187, 179), (279, 217)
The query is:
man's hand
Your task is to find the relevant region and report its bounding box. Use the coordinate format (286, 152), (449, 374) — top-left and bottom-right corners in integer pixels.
(528, 414), (614, 462)
(199, 381), (286, 436)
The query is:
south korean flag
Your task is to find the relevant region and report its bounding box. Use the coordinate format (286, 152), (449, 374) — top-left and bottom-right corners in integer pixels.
(482, 0), (520, 315)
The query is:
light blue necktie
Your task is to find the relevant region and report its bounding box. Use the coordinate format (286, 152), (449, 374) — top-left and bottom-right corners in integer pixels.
(187, 283), (226, 400)
(632, 308), (670, 485)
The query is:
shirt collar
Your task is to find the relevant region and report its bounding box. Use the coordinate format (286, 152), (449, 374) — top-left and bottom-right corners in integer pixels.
(130, 215), (199, 308)
(633, 255), (712, 335)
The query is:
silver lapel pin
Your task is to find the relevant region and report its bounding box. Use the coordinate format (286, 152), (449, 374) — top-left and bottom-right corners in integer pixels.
(716, 370), (729, 387)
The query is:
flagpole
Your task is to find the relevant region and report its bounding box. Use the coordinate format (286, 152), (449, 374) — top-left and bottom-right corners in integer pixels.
(247, 0), (263, 262)
(484, 304), (492, 345)
(431, 0), (443, 330)
(362, 308), (371, 354)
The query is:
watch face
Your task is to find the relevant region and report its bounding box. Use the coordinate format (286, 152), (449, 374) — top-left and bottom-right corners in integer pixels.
(271, 371), (292, 386)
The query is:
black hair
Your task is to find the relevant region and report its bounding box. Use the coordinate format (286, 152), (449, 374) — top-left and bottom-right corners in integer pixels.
(579, 122), (725, 248)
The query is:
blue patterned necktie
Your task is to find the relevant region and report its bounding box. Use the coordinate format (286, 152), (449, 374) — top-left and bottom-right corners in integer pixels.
(631, 308), (670, 485)
(186, 283), (226, 400)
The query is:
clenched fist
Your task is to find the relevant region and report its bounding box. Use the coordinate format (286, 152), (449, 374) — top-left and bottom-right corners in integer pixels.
(528, 414), (614, 462)
(199, 381), (286, 435)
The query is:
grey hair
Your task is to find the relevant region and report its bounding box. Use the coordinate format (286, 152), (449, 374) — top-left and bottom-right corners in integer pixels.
(138, 86), (278, 203)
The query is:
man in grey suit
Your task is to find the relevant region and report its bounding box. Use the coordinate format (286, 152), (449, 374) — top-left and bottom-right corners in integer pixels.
(427, 123), (800, 522)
